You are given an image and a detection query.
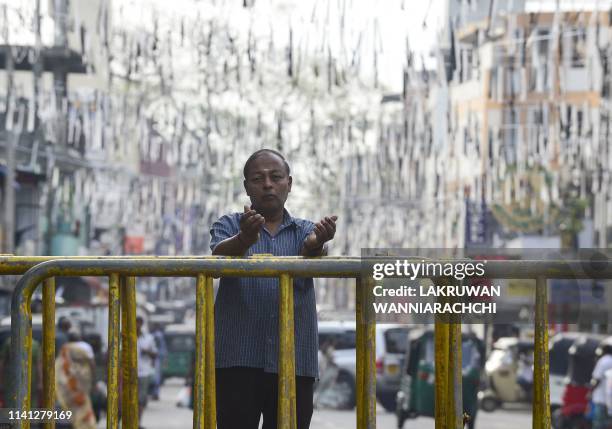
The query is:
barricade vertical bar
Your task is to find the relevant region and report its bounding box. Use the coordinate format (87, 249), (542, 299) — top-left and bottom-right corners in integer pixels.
(193, 274), (206, 429)
(356, 277), (376, 429)
(434, 318), (449, 429)
(11, 291), (33, 429)
(120, 276), (129, 427)
(365, 279), (376, 429)
(356, 278), (365, 429)
(533, 276), (551, 429)
(446, 321), (463, 429)
(120, 276), (138, 428)
(278, 273), (297, 429)
(107, 274), (120, 429)
(126, 276), (139, 429)
(42, 278), (56, 429)
(204, 275), (217, 429)
(356, 277), (364, 428)
(25, 292), (33, 429)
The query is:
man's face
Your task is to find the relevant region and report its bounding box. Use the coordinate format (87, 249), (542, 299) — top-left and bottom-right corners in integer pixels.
(244, 153), (292, 214)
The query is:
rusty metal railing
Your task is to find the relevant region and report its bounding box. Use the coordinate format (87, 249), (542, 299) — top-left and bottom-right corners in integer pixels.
(6, 257), (612, 429)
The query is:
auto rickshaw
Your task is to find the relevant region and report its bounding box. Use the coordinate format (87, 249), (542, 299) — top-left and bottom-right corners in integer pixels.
(478, 337), (534, 412)
(162, 323), (195, 380)
(552, 334), (607, 429)
(396, 329), (485, 429)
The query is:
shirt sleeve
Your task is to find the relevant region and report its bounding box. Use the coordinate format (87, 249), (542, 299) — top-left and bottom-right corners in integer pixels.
(593, 357), (609, 380)
(299, 220), (316, 246)
(146, 334), (158, 353)
(210, 214), (239, 252)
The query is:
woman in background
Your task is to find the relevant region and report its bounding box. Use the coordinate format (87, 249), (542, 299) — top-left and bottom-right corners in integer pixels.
(56, 332), (97, 429)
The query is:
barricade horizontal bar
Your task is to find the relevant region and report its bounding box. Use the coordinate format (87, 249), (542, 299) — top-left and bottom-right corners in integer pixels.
(0, 255), (359, 274)
(5, 258), (612, 282)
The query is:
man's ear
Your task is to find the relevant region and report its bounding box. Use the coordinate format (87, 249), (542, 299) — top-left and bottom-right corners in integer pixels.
(288, 175), (292, 192)
(243, 179), (249, 195)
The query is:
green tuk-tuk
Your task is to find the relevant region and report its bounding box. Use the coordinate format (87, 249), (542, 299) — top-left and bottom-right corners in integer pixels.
(162, 323), (195, 380)
(396, 329), (485, 429)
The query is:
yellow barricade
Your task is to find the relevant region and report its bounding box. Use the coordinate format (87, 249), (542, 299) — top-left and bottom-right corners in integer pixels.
(5, 256), (612, 429)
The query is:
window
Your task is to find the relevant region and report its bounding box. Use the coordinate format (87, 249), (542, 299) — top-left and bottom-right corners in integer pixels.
(384, 328), (409, 354)
(571, 28), (587, 68)
(167, 335), (195, 352)
(537, 29), (550, 58)
(318, 330), (357, 350)
(0, 293), (9, 318)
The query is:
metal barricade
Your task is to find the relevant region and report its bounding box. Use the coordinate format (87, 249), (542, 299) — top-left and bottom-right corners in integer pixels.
(8, 257), (373, 429)
(6, 257), (612, 429)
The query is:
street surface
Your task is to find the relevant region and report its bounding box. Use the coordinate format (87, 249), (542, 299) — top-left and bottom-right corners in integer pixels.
(99, 379), (532, 429)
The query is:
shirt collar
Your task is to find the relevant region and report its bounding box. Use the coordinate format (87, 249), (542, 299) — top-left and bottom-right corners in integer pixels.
(280, 208), (297, 229)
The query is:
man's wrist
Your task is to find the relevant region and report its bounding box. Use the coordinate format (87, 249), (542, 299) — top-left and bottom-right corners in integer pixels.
(304, 240), (324, 252)
(237, 232), (254, 247)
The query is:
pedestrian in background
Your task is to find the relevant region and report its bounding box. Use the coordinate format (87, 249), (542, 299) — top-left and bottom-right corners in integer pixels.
(590, 341), (612, 429)
(150, 323), (167, 401)
(55, 332), (96, 429)
(136, 315), (158, 428)
(210, 149), (338, 429)
(605, 367), (612, 427)
(56, 317), (72, 357)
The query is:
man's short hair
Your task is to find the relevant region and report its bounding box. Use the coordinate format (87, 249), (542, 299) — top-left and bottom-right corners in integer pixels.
(243, 149), (291, 179)
(58, 316), (71, 331)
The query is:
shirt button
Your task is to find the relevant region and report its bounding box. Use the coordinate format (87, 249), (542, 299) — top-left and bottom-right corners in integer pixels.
(272, 238), (275, 241)
(267, 338), (272, 344)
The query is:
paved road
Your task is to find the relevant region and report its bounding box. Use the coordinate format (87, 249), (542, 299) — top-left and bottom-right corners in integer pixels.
(99, 379), (532, 429)
(312, 406), (532, 429)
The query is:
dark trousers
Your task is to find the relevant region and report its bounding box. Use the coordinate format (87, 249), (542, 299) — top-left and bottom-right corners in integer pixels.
(216, 367), (314, 429)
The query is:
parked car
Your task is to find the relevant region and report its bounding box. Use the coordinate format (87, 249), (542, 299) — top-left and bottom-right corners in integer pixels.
(0, 289), (11, 320)
(316, 321), (358, 409)
(315, 321), (410, 411)
(0, 315), (44, 408)
(375, 324), (411, 412)
(0, 314), (43, 343)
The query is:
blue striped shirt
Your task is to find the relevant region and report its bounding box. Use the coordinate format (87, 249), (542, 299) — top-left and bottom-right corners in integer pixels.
(209, 210), (319, 378)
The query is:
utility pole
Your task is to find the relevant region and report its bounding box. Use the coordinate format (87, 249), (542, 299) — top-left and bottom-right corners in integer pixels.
(32, 0), (44, 255)
(54, 0), (69, 148)
(3, 4), (15, 254)
(33, 0), (43, 127)
(43, 0), (70, 254)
